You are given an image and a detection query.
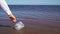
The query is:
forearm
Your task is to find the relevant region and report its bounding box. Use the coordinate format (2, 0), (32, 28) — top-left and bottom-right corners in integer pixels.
(0, 0), (12, 15)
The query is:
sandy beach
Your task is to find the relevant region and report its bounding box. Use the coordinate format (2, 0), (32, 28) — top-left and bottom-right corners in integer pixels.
(0, 17), (60, 34)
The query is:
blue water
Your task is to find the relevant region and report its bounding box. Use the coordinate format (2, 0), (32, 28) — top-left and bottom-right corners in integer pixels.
(0, 5), (60, 19)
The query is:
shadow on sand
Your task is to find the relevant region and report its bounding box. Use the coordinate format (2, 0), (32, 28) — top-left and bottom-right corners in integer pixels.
(0, 25), (11, 28)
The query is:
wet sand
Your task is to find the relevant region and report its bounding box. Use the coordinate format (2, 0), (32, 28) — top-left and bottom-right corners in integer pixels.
(0, 17), (60, 34)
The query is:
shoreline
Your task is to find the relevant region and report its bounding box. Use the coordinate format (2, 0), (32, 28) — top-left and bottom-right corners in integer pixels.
(0, 17), (60, 34)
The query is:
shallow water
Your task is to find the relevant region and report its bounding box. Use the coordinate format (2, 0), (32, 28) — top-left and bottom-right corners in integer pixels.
(0, 5), (60, 34)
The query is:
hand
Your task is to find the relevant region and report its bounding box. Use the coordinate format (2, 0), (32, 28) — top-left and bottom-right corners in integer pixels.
(8, 14), (17, 23)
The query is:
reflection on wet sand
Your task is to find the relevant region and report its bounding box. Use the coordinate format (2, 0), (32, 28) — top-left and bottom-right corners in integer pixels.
(0, 17), (60, 34)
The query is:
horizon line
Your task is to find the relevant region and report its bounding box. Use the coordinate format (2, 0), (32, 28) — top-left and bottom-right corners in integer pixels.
(8, 4), (60, 5)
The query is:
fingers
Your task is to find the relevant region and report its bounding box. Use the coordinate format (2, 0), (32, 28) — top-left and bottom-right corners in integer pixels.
(9, 14), (17, 23)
